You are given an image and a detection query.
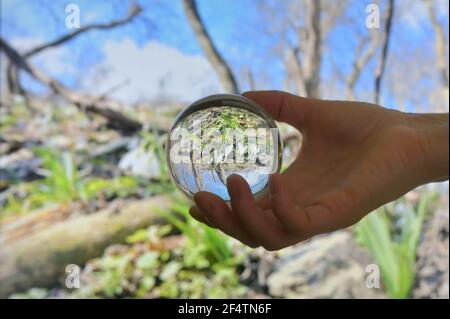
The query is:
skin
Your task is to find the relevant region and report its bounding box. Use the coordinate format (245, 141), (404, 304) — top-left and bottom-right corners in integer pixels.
(189, 91), (449, 251)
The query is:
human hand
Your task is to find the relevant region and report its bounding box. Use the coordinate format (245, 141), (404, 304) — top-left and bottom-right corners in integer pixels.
(189, 91), (449, 250)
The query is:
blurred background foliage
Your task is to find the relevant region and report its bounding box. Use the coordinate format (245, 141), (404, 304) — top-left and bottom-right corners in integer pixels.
(0, 0), (448, 299)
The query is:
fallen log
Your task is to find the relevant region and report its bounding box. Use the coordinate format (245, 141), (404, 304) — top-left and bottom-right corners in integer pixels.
(0, 196), (170, 298)
(0, 37), (143, 134)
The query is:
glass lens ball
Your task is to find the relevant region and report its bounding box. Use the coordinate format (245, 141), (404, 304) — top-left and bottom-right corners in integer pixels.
(167, 94), (282, 201)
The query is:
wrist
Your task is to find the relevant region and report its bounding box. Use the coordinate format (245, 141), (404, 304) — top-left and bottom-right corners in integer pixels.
(404, 112), (449, 184)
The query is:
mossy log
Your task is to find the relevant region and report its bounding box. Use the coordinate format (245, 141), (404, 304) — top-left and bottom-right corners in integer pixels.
(0, 196), (170, 298)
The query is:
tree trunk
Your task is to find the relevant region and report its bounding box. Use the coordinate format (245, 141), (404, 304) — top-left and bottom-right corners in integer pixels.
(426, 0), (449, 91)
(374, 0), (395, 105)
(302, 0), (322, 98)
(183, 0), (239, 94)
(346, 31), (379, 100)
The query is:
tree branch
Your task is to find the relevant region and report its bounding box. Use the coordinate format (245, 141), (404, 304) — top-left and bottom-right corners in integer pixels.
(346, 31), (379, 100)
(0, 37), (142, 134)
(242, 66), (256, 91)
(299, 0), (322, 98)
(289, 47), (307, 97)
(321, 0), (347, 38)
(4, 4), (142, 109)
(182, 0), (239, 93)
(425, 0), (449, 90)
(374, 0), (395, 105)
(24, 5), (142, 58)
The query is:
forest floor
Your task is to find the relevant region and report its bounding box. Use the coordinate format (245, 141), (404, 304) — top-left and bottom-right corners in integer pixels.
(1, 101), (448, 299)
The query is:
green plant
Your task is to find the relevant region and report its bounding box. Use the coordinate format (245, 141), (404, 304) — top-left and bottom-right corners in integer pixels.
(71, 195), (247, 299)
(355, 191), (436, 298)
(9, 288), (49, 299)
(0, 102), (29, 130)
(139, 130), (174, 194)
(140, 129), (169, 177)
(2, 148), (140, 218)
(34, 148), (86, 202)
(74, 220), (247, 299)
(156, 197), (237, 265)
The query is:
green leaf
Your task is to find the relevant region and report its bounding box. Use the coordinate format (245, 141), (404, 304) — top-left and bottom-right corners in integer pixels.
(355, 193), (435, 299)
(136, 252), (159, 270)
(160, 261), (182, 281)
(126, 229), (149, 244)
(140, 276), (156, 291)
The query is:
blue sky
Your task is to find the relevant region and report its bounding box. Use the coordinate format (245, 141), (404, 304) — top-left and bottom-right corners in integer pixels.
(1, 0), (448, 110)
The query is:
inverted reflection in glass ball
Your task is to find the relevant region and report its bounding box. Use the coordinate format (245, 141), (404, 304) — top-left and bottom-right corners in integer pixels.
(167, 94), (282, 201)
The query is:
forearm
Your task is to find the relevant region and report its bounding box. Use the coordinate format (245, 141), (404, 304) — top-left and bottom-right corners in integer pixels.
(406, 112), (449, 184)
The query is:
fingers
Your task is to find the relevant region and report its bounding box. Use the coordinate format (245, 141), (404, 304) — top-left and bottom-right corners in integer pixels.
(189, 173), (340, 249)
(192, 191), (259, 247)
(190, 174), (317, 251)
(189, 206), (215, 228)
(227, 174), (287, 251)
(242, 90), (315, 131)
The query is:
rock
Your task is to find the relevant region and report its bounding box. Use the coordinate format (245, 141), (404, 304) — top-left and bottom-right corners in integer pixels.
(239, 247), (277, 296)
(267, 231), (386, 299)
(0, 148), (41, 183)
(119, 147), (161, 178)
(413, 200), (449, 299)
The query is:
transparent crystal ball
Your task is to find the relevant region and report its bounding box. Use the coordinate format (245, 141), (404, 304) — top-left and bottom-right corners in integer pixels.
(167, 94), (282, 201)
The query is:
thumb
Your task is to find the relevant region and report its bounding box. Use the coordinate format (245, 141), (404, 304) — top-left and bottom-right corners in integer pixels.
(243, 90), (315, 131)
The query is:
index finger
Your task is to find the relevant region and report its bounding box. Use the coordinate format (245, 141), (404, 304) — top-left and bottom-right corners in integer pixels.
(242, 90), (314, 131)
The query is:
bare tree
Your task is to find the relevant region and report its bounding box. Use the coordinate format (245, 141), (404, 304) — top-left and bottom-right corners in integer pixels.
(272, 0), (345, 98)
(6, 4), (142, 97)
(0, 37), (142, 133)
(241, 66), (256, 91)
(345, 30), (379, 100)
(0, 4), (145, 133)
(182, 0), (239, 94)
(287, 47), (307, 97)
(425, 0), (449, 90)
(284, 0), (322, 98)
(374, 0), (395, 105)
(301, 0), (322, 98)
(338, 1), (405, 104)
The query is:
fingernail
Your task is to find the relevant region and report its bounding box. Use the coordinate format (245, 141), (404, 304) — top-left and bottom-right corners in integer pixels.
(227, 174), (239, 198)
(194, 193), (212, 212)
(189, 206), (201, 217)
